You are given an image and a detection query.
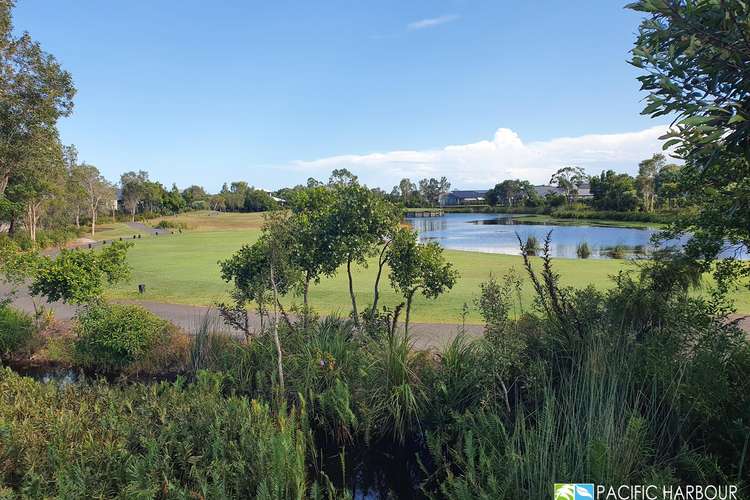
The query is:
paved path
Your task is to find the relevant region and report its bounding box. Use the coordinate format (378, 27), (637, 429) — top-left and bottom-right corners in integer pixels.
(126, 221), (170, 236)
(2, 283), (482, 349)
(4, 283), (748, 350)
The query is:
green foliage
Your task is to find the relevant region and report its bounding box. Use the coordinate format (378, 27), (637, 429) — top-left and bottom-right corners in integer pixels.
(153, 219), (187, 230)
(608, 244), (627, 259)
(0, 236), (41, 304)
(629, 0), (750, 286)
(0, 306), (33, 358)
(387, 228), (459, 331)
(0, 369), (311, 498)
(486, 179), (539, 207)
(73, 302), (173, 371)
(590, 170), (639, 211)
(523, 235), (539, 255)
(30, 241), (132, 303)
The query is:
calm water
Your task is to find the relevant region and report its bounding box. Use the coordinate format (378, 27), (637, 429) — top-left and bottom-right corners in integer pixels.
(407, 213), (661, 259)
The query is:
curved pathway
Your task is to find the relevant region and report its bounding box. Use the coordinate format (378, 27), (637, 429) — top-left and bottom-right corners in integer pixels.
(3, 282), (748, 350)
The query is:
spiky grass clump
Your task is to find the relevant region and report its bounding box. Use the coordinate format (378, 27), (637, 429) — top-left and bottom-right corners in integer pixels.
(576, 241), (591, 259)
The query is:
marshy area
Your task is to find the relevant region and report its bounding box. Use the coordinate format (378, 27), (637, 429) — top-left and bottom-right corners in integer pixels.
(2, 250), (749, 498)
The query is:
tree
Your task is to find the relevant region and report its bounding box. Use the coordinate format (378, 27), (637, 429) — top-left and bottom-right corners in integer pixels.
(328, 168), (358, 186)
(64, 146), (87, 229)
(120, 170), (148, 221)
(5, 128), (64, 243)
(328, 182), (400, 325)
(418, 178), (443, 207)
(164, 183), (186, 213)
(243, 188), (277, 212)
(30, 241), (132, 304)
(387, 228), (458, 336)
(181, 185), (206, 206)
(629, 0), (750, 284)
(79, 164), (114, 236)
(590, 170), (639, 211)
(0, 1), (75, 196)
(550, 166), (587, 204)
(219, 212), (301, 390)
(654, 163), (682, 209)
(636, 154), (665, 212)
(398, 178), (416, 204)
(285, 186), (340, 310)
(486, 179), (537, 207)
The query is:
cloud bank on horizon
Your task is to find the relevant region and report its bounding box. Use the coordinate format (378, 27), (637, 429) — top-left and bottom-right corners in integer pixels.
(283, 125), (671, 189)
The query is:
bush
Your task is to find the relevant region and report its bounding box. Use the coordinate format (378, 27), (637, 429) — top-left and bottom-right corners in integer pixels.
(0, 369), (312, 498)
(154, 220), (188, 230)
(73, 302), (177, 371)
(0, 306), (34, 358)
(523, 235), (539, 255)
(608, 244), (627, 259)
(576, 241), (591, 259)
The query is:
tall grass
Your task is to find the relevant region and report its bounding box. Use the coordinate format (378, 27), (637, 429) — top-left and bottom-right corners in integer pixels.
(0, 368), (312, 498)
(433, 337), (682, 498)
(576, 241), (591, 259)
(365, 332), (425, 444)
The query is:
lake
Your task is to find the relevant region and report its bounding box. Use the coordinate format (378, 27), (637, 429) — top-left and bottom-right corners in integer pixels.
(407, 213), (660, 259)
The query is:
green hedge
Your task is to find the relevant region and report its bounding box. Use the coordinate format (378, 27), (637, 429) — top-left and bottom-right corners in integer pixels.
(74, 302), (173, 371)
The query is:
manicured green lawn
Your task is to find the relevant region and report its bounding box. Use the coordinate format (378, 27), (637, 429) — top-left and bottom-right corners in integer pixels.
(106, 229), (750, 324)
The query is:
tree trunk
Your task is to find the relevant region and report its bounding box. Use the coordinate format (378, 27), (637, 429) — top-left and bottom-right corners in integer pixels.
(90, 204), (97, 236)
(370, 243), (389, 316)
(302, 276), (310, 327)
(270, 264), (285, 393)
(0, 172), (8, 196)
(131, 206), (136, 223)
(404, 290), (415, 338)
(347, 256), (359, 325)
(75, 207), (80, 229)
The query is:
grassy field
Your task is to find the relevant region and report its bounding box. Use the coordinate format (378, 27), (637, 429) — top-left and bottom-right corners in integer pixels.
(150, 211), (266, 231)
(105, 227), (750, 323)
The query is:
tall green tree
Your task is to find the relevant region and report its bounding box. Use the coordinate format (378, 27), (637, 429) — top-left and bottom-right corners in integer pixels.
(630, 0), (750, 284)
(286, 186), (340, 309)
(550, 166), (588, 204)
(0, 0), (75, 196)
(79, 164), (114, 236)
(328, 182), (400, 325)
(120, 170), (148, 221)
(9, 129), (65, 243)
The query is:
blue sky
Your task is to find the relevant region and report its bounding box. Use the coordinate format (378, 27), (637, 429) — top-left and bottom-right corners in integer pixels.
(14, 1), (666, 191)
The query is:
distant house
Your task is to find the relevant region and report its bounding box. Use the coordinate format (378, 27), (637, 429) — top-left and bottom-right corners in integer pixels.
(439, 190), (488, 207)
(533, 184), (592, 200)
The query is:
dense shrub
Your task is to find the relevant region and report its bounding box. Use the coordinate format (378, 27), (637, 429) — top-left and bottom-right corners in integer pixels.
(0, 306), (34, 358)
(73, 302), (180, 372)
(576, 241), (591, 259)
(0, 369), (314, 498)
(154, 219), (188, 230)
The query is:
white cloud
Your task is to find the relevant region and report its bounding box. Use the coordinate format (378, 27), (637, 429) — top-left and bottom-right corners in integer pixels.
(283, 125), (671, 188)
(407, 14), (459, 30)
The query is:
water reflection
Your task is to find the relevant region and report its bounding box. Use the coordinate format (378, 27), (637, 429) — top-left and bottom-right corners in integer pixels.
(407, 213), (664, 259)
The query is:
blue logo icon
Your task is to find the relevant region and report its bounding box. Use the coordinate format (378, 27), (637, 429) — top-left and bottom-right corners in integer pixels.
(554, 483), (595, 499)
